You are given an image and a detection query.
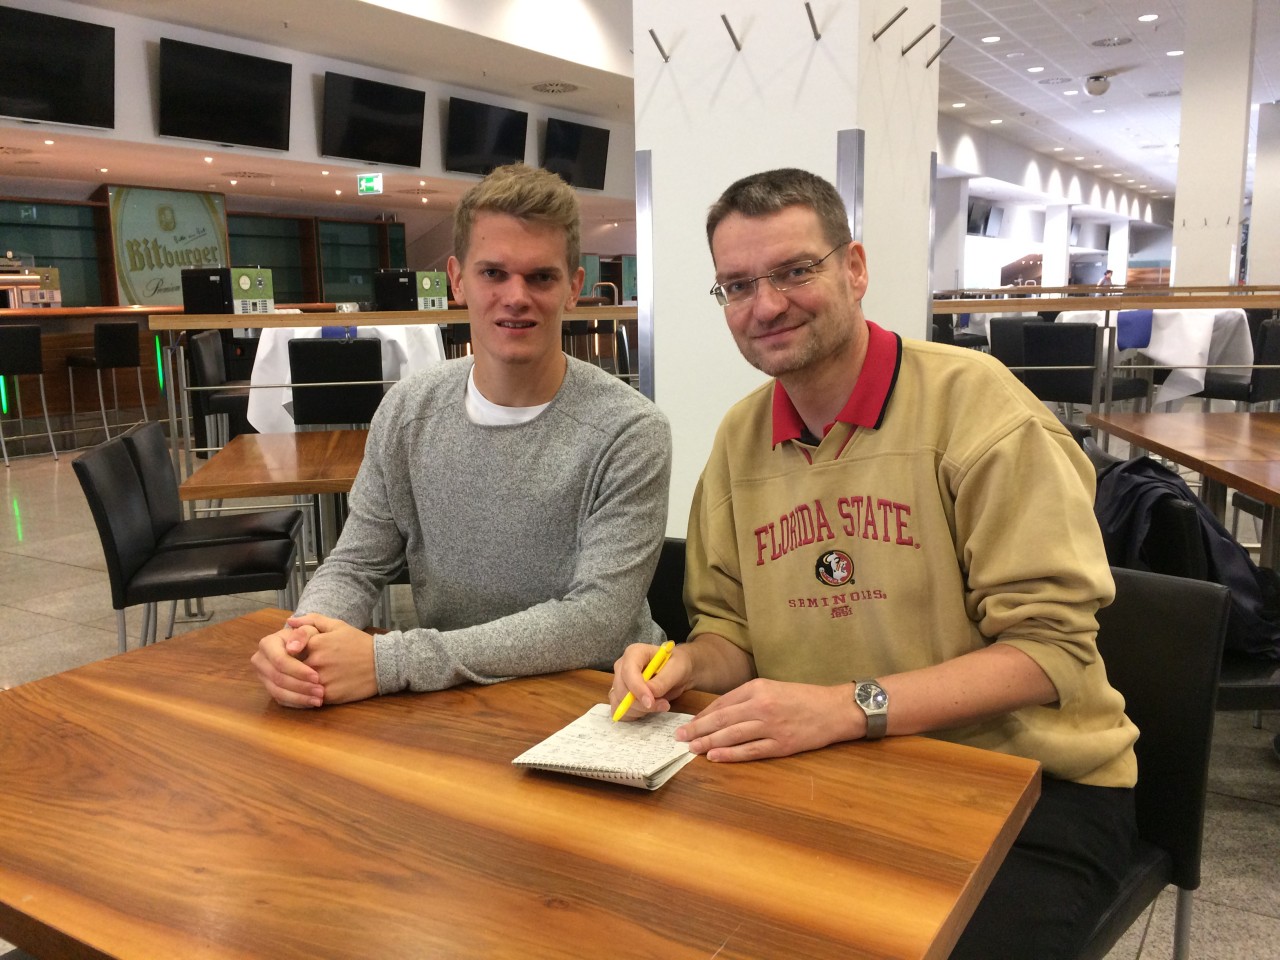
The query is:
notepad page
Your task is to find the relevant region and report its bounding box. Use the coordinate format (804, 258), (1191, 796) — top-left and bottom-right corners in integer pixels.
(513, 704), (694, 780)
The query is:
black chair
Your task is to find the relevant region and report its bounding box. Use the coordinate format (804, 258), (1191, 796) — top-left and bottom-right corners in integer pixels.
(647, 537), (689, 644)
(188, 330), (252, 451)
(1022, 321), (1149, 413)
(1057, 414), (1091, 449)
(288, 337), (385, 427)
(122, 422), (302, 552)
(1076, 567), (1231, 960)
(66, 321), (148, 447)
(987, 317), (1030, 382)
(0, 325), (58, 467)
(72, 435), (298, 653)
(1194, 317), (1280, 409)
(441, 324), (471, 359)
(932, 314), (987, 350)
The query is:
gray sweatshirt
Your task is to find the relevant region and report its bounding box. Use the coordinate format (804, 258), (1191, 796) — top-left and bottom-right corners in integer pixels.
(295, 355), (673, 694)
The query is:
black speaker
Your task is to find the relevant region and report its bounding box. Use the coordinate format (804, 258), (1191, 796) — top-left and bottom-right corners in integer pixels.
(374, 269), (416, 311)
(181, 268), (234, 314)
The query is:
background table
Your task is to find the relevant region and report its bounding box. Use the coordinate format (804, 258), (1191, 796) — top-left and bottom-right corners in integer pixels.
(1059, 308), (1252, 404)
(0, 611), (1040, 960)
(1088, 411), (1280, 566)
(178, 429), (367, 501)
(247, 324), (446, 432)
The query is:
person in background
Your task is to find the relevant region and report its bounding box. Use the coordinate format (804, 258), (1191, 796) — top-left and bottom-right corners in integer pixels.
(612, 167), (1138, 960)
(1098, 268), (1115, 286)
(253, 163), (671, 707)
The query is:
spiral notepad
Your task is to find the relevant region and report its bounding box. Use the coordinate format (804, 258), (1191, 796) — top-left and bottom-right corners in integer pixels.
(512, 703), (696, 790)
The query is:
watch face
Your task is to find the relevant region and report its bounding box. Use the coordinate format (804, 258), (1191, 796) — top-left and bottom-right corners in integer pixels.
(857, 684), (888, 712)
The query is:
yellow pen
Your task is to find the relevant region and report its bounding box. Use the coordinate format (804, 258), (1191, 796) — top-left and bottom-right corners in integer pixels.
(611, 640), (675, 722)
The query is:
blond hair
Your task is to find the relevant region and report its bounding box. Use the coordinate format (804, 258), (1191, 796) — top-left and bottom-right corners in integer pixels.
(453, 164), (581, 270)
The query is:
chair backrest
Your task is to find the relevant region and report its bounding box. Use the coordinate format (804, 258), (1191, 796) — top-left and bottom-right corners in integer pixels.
(94, 322), (141, 368)
(121, 422), (184, 539)
(1094, 567), (1230, 889)
(615, 325), (631, 377)
(986, 317), (1029, 380)
(288, 337), (385, 426)
(1057, 414), (1090, 448)
(0, 324), (44, 376)
(1022, 321), (1100, 405)
(72, 437), (160, 611)
(1082, 435), (1123, 473)
(1248, 318), (1280, 402)
(188, 330), (229, 390)
(1140, 498), (1210, 580)
(647, 537), (689, 644)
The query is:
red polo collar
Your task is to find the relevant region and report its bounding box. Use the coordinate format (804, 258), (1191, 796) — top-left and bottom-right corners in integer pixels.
(771, 320), (902, 446)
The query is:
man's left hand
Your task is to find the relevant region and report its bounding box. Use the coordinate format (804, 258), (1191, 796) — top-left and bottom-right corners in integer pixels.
(285, 613), (378, 705)
(676, 678), (861, 762)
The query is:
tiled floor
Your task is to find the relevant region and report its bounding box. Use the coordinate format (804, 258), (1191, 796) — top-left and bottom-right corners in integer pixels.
(1, 442), (1278, 959)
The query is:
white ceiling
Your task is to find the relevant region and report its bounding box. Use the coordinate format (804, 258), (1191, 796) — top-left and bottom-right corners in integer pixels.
(1, 0), (1276, 228)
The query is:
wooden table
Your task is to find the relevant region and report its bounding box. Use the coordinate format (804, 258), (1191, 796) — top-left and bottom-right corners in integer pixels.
(0, 612), (1041, 960)
(1088, 411), (1280, 566)
(178, 429), (367, 501)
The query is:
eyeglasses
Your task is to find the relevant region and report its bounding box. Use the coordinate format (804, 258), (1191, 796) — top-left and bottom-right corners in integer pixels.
(709, 242), (847, 307)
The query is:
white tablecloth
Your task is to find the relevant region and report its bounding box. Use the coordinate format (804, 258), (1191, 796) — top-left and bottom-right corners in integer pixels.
(1056, 308), (1252, 404)
(247, 325), (446, 433)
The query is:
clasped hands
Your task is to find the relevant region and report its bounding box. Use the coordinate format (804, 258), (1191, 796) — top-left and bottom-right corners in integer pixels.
(609, 643), (861, 762)
(251, 613), (378, 708)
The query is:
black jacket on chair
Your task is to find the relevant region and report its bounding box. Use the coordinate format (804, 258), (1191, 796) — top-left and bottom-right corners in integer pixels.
(1094, 456), (1280, 659)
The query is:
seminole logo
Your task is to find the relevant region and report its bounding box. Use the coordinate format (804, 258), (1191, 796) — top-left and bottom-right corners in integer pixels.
(815, 550), (853, 587)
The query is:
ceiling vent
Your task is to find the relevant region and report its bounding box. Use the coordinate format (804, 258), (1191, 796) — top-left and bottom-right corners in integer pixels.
(1091, 37), (1133, 48)
(220, 171), (272, 179)
(532, 81), (579, 94)
(1037, 77), (1074, 85)
(1146, 89), (1181, 98)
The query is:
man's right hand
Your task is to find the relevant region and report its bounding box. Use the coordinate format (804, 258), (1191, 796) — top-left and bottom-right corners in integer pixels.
(609, 642), (694, 720)
(251, 622), (324, 708)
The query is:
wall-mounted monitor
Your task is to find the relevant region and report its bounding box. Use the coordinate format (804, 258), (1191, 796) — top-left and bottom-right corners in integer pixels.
(0, 7), (114, 129)
(444, 96), (527, 176)
(158, 38), (291, 150)
(984, 205), (1004, 238)
(321, 72), (425, 168)
(965, 198), (992, 237)
(542, 118), (610, 189)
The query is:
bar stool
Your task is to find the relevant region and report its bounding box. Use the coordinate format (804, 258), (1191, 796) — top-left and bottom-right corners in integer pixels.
(0, 325), (59, 467)
(67, 321), (148, 447)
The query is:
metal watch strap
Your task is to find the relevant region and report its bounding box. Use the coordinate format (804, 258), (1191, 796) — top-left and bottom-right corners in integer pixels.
(853, 679), (888, 741)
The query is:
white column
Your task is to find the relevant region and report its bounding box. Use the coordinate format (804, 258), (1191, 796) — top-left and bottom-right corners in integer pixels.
(1108, 221), (1131, 282)
(634, 0), (942, 532)
(1042, 205), (1071, 287)
(934, 176), (968, 292)
(1170, 0), (1257, 284)
(1247, 103), (1280, 283)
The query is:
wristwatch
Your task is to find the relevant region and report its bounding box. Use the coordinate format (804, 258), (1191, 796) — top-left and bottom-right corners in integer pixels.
(853, 679), (889, 740)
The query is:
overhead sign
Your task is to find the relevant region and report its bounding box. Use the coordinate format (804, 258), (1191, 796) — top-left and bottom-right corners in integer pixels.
(357, 173), (383, 196)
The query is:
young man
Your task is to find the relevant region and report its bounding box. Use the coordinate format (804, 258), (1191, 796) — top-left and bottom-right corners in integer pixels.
(253, 164), (671, 707)
(611, 168), (1137, 959)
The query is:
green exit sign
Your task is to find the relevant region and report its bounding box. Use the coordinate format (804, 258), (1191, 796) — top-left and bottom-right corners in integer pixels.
(357, 173), (383, 196)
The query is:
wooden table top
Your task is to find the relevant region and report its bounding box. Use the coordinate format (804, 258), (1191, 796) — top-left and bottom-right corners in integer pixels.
(179, 429), (367, 500)
(149, 306), (640, 331)
(0, 612), (1040, 960)
(1087, 411), (1280, 475)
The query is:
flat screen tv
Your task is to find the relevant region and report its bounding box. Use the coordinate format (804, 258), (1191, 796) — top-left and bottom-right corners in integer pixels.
(444, 96), (527, 176)
(158, 37), (291, 150)
(321, 72), (425, 167)
(0, 7), (114, 128)
(965, 198), (992, 237)
(542, 117), (609, 189)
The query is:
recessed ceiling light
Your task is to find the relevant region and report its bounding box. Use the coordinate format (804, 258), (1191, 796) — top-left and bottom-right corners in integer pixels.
(43, 139), (54, 145)
(419, 180), (426, 186)
(1053, 146), (1065, 151)
(228, 178), (237, 185)
(99, 167), (108, 173)
(952, 102), (967, 108)
(1114, 172), (1123, 177)
(1138, 14), (1159, 22)
(334, 189), (342, 196)
(1027, 66), (1045, 73)
(1004, 52), (1024, 59)
(321, 170), (330, 176)
(1167, 50), (1184, 57)
(1092, 108), (1106, 114)
(982, 35), (1000, 43)
(1064, 90), (1079, 96)
(1127, 179), (1136, 183)
(989, 118), (1003, 124)
(421, 197), (428, 204)
(1139, 184), (1148, 188)
(1074, 156), (1085, 160)
(1093, 164), (1103, 168)
(204, 156), (213, 163)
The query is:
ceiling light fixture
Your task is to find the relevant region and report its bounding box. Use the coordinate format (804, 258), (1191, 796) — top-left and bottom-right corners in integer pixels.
(204, 156), (213, 163)
(1053, 146), (1065, 151)
(1167, 50), (1184, 57)
(334, 189), (341, 196)
(981, 35), (1000, 43)
(1092, 108), (1106, 114)
(1027, 66), (1044, 73)
(1074, 156), (1085, 160)
(1064, 90), (1079, 96)
(321, 170), (330, 176)
(1138, 14), (1159, 22)
(43, 139), (54, 145)
(989, 118), (1002, 124)
(228, 178), (237, 185)
(952, 102), (967, 108)
(1093, 164), (1103, 168)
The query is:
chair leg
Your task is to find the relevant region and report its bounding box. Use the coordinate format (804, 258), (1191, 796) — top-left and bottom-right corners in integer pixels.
(95, 368), (111, 440)
(165, 600), (178, 640)
(37, 374), (58, 461)
(67, 366), (78, 449)
(135, 365), (149, 423)
(115, 608), (128, 653)
(1172, 887), (1194, 960)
